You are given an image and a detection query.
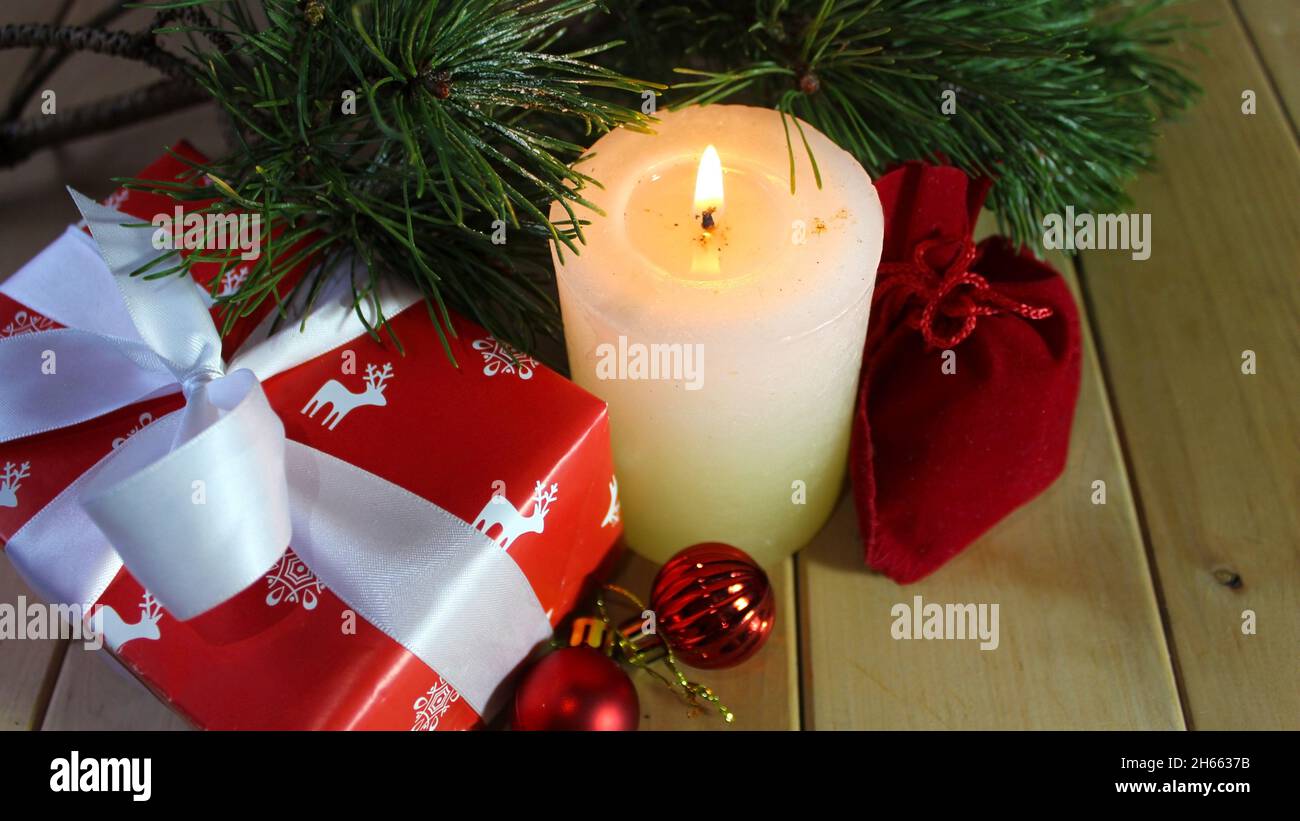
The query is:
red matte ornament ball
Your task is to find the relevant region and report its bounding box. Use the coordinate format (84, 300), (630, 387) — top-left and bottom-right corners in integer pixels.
(512, 646), (639, 731)
(650, 543), (775, 669)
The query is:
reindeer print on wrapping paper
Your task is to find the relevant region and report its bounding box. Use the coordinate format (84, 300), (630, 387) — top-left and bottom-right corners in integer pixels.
(601, 476), (620, 528)
(302, 362), (393, 430)
(0, 461), (30, 508)
(92, 592), (163, 652)
(473, 481), (559, 550)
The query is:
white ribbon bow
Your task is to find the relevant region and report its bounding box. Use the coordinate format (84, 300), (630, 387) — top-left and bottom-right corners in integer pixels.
(0, 191), (552, 716)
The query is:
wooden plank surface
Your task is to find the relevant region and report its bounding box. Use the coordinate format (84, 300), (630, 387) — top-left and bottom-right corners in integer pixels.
(0, 567), (66, 730)
(0, 0), (224, 732)
(34, 551), (801, 731)
(41, 645), (190, 731)
(2, 0), (1294, 732)
(1236, 0), (1300, 127)
(610, 553), (800, 730)
(798, 245), (1185, 729)
(1076, 0), (1300, 729)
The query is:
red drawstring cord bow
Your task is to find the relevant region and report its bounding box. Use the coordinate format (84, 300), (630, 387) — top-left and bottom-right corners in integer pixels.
(876, 237), (1054, 349)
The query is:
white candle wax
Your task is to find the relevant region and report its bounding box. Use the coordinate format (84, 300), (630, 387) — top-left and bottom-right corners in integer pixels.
(550, 105), (882, 567)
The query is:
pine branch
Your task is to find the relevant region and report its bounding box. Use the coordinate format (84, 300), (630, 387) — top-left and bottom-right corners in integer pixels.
(138, 0), (658, 356)
(603, 0), (1202, 252)
(1, 0), (1200, 353)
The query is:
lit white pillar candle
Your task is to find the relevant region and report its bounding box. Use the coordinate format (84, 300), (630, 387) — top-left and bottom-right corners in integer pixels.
(551, 105), (882, 567)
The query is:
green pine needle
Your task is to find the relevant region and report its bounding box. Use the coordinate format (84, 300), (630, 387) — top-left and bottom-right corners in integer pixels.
(137, 0), (660, 354)
(131, 0), (1199, 355)
(603, 0), (1201, 251)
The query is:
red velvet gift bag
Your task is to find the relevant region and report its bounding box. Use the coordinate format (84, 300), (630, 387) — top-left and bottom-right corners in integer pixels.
(852, 162), (1083, 583)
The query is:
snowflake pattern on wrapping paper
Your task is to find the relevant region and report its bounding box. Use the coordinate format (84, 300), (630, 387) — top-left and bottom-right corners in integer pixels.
(112, 412), (155, 450)
(1, 309), (55, 338)
(75, 189), (131, 229)
(103, 189), (130, 211)
(264, 551), (325, 610)
(217, 264), (251, 298)
(471, 336), (537, 380)
(411, 676), (461, 731)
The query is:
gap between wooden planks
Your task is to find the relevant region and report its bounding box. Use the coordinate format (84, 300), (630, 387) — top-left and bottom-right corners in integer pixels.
(1234, 0), (1299, 130)
(20, 253), (1190, 732)
(14, 0), (1293, 733)
(796, 221), (1184, 729)
(30, 551), (800, 731)
(1077, 0), (1300, 730)
(0, 566), (67, 729)
(20, 162), (1178, 734)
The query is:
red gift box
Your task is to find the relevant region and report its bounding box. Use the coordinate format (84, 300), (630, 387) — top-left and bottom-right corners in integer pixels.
(0, 147), (623, 729)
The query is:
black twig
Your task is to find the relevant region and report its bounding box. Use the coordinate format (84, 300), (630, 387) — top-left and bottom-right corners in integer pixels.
(0, 80), (208, 168)
(150, 5), (236, 55)
(0, 14), (212, 167)
(0, 22), (193, 81)
(4, 2), (131, 122)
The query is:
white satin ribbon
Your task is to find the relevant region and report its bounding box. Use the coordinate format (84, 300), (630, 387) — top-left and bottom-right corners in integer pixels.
(0, 191), (294, 619)
(0, 192), (553, 715)
(285, 443), (551, 718)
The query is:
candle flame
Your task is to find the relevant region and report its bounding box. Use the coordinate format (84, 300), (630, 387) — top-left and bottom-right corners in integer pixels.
(693, 144), (724, 228)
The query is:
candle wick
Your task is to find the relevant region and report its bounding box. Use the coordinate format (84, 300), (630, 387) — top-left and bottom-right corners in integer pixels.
(700, 207), (716, 231)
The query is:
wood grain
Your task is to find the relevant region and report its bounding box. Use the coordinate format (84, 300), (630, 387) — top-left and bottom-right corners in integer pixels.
(5, 0), (1295, 732)
(0, 0), (73, 736)
(797, 242), (1185, 729)
(0, 566), (67, 730)
(0, 1), (224, 732)
(608, 552), (800, 730)
(1235, 0), (1300, 128)
(1077, 0), (1300, 729)
(35, 550), (801, 731)
(41, 644), (190, 731)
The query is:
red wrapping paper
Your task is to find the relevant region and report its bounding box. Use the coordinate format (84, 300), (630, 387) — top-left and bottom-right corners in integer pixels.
(0, 146), (622, 729)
